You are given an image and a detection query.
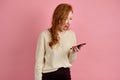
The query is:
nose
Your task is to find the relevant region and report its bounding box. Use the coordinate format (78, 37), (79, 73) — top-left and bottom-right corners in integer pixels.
(66, 19), (71, 24)
(66, 21), (70, 26)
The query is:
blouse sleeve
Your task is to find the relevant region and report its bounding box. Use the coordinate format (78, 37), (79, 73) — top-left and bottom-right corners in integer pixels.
(68, 31), (77, 64)
(35, 32), (45, 80)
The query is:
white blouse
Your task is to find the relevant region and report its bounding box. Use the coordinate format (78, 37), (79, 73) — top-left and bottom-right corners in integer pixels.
(35, 29), (77, 80)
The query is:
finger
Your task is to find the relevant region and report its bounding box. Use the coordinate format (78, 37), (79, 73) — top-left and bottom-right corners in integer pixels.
(73, 48), (76, 52)
(76, 47), (79, 52)
(75, 48), (79, 52)
(73, 47), (79, 52)
(72, 47), (76, 52)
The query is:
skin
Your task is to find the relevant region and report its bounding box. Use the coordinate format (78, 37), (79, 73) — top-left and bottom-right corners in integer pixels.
(60, 11), (80, 53)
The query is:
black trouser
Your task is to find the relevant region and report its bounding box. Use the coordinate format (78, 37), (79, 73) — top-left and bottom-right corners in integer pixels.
(42, 67), (71, 80)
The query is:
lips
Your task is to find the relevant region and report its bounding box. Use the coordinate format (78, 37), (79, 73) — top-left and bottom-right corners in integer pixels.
(66, 23), (70, 27)
(63, 25), (70, 30)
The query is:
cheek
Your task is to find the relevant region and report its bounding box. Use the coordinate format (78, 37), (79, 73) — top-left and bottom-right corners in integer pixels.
(65, 20), (67, 23)
(65, 19), (72, 24)
(65, 20), (69, 24)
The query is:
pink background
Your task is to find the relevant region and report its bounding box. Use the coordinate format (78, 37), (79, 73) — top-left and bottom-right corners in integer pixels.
(0, 0), (120, 80)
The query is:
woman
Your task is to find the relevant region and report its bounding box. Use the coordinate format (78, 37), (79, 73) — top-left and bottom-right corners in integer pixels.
(35, 3), (80, 80)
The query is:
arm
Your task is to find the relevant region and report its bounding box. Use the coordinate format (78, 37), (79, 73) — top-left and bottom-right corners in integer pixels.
(35, 32), (45, 80)
(68, 32), (77, 64)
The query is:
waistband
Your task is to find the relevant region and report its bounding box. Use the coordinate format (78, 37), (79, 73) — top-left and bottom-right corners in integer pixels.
(42, 67), (70, 74)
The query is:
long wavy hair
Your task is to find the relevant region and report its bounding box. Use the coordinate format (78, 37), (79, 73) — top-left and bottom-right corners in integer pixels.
(49, 3), (73, 48)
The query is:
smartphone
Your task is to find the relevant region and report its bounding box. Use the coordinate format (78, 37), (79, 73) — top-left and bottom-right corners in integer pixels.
(70, 43), (86, 49)
(77, 43), (86, 49)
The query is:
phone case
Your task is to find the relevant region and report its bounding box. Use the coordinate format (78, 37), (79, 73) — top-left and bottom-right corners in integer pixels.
(77, 43), (86, 49)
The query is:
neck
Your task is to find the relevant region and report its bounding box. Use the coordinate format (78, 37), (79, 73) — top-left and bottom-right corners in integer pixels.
(59, 29), (67, 33)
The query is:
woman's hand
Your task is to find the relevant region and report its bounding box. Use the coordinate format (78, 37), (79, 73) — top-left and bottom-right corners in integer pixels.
(71, 46), (80, 53)
(71, 43), (86, 53)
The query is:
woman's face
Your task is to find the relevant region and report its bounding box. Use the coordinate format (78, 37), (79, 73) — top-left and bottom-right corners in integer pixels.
(61, 11), (73, 31)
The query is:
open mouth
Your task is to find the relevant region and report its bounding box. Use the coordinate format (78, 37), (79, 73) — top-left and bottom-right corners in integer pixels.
(63, 25), (70, 30)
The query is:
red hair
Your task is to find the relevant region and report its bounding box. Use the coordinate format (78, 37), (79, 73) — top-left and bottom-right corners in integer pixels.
(49, 3), (73, 48)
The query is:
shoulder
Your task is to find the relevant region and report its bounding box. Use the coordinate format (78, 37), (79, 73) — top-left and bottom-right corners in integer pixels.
(39, 29), (50, 36)
(67, 29), (76, 35)
(67, 30), (76, 40)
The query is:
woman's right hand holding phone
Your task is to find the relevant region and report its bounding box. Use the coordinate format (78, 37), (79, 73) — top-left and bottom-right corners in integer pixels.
(71, 43), (86, 53)
(71, 46), (80, 53)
